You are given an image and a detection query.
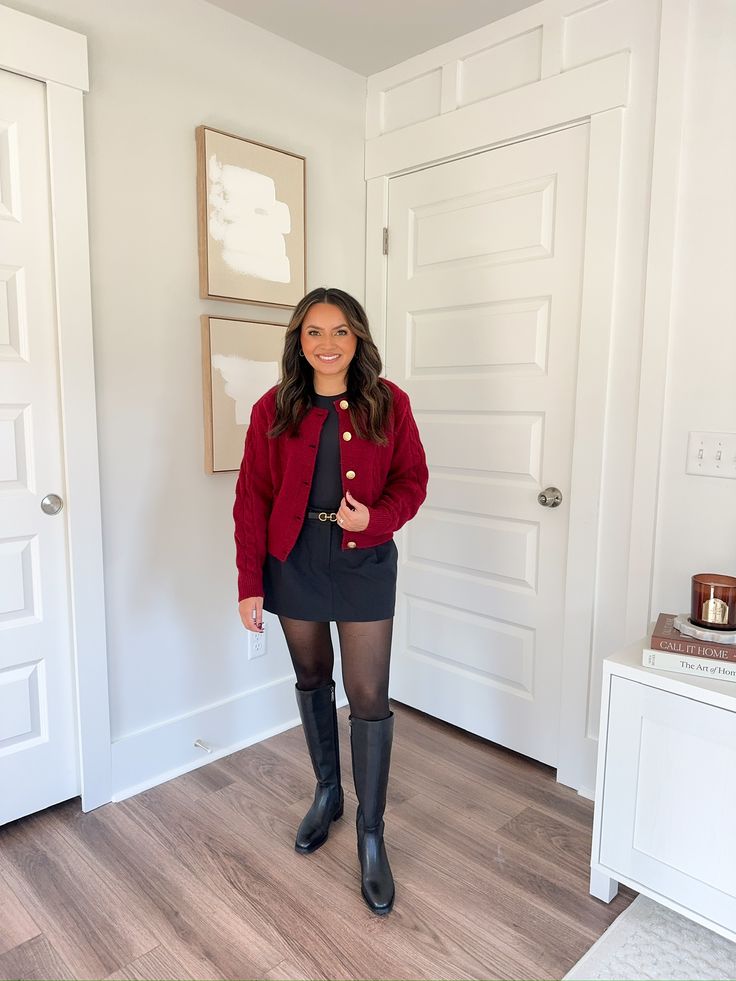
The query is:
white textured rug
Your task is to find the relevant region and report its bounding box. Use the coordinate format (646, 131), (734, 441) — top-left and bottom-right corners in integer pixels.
(564, 896), (736, 980)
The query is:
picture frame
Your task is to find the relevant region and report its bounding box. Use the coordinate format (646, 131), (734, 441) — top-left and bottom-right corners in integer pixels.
(196, 125), (306, 307)
(201, 315), (286, 474)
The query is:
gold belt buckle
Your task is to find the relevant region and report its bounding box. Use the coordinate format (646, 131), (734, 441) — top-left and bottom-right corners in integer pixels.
(318, 511), (338, 522)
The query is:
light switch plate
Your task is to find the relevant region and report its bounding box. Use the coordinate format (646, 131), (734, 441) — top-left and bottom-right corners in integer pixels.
(685, 431), (736, 479)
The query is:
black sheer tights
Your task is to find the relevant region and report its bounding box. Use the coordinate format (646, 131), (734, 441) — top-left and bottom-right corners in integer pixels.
(278, 616), (394, 721)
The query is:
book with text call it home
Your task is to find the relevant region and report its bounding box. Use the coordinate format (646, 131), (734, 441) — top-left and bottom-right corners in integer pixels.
(650, 612), (736, 662)
(643, 648), (736, 683)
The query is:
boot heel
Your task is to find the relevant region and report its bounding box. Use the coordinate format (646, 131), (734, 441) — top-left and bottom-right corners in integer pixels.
(333, 802), (344, 821)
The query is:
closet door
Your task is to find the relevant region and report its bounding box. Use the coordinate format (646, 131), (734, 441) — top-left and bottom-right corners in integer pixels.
(0, 68), (79, 824)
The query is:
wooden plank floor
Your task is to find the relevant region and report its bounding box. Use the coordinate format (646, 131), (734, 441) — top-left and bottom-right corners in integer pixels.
(0, 703), (635, 980)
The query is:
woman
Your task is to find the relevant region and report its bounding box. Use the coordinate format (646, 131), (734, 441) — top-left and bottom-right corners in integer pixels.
(233, 286), (428, 915)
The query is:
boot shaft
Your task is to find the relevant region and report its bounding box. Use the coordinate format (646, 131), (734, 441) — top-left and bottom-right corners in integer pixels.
(295, 682), (341, 788)
(350, 713), (394, 831)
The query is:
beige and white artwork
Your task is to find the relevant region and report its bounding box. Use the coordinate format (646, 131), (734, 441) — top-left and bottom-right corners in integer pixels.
(208, 156), (292, 285)
(202, 317), (286, 473)
(197, 127), (305, 307)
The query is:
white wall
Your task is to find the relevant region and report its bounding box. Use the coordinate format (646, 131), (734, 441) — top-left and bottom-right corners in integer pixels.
(651, 0), (736, 615)
(5, 0), (366, 794)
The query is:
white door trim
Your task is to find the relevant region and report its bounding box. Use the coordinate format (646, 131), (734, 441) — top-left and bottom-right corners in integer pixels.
(0, 4), (111, 810)
(365, 51), (629, 180)
(625, 0), (692, 641)
(556, 108), (624, 790)
(366, 68), (629, 793)
(0, 5), (88, 90)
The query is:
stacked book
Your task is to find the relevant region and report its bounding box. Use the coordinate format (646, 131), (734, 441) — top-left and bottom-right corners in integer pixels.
(643, 613), (736, 682)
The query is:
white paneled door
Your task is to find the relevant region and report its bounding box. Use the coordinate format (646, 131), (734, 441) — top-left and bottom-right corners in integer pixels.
(0, 69), (79, 823)
(387, 125), (589, 766)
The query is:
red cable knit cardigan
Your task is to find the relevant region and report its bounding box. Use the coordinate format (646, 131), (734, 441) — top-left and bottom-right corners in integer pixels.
(233, 379), (428, 601)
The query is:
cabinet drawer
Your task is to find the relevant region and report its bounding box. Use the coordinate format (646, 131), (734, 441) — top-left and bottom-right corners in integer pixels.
(599, 675), (736, 932)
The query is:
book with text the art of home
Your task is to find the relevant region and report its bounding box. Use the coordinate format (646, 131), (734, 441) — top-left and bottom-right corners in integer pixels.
(643, 647), (736, 682)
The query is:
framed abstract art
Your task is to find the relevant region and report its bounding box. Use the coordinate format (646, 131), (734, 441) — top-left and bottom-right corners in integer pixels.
(201, 315), (286, 473)
(196, 125), (306, 307)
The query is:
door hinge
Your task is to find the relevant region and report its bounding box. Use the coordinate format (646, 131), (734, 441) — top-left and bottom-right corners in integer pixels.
(382, 227), (389, 255)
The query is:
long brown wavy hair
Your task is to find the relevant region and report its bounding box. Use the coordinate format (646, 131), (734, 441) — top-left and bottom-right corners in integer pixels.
(269, 287), (392, 445)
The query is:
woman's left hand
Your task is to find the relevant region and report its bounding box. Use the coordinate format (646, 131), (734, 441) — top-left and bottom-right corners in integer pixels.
(337, 490), (370, 533)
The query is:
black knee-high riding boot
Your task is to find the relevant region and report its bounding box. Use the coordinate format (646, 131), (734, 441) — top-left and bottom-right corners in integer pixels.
(350, 713), (395, 914)
(294, 682), (344, 853)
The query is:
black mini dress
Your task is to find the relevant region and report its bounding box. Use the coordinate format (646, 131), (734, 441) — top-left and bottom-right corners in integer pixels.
(262, 392), (398, 622)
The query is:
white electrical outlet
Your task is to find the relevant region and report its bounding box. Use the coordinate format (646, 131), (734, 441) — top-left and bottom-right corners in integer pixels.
(248, 623), (267, 660)
(686, 431), (736, 479)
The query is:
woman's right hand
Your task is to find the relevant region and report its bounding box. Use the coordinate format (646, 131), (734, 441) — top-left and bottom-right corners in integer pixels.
(239, 597), (264, 632)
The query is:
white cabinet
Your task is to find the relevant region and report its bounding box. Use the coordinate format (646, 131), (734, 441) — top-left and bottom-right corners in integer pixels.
(591, 641), (736, 943)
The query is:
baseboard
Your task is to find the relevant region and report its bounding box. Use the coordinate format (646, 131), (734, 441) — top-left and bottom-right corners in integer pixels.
(110, 674), (349, 803)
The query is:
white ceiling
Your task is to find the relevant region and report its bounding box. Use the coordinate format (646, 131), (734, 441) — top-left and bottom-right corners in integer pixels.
(204, 0), (541, 76)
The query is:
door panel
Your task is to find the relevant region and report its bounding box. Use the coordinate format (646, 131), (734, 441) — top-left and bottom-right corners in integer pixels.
(0, 68), (78, 823)
(387, 125), (589, 765)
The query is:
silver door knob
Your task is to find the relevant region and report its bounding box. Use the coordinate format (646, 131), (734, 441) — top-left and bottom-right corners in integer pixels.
(538, 487), (563, 508)
(41, 494), (64, 515)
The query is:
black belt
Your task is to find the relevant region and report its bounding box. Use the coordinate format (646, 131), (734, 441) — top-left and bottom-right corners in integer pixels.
(307, 509), (340, 522)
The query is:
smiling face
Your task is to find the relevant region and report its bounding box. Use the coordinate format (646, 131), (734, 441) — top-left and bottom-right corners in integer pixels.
(300, 302), (358, 394)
